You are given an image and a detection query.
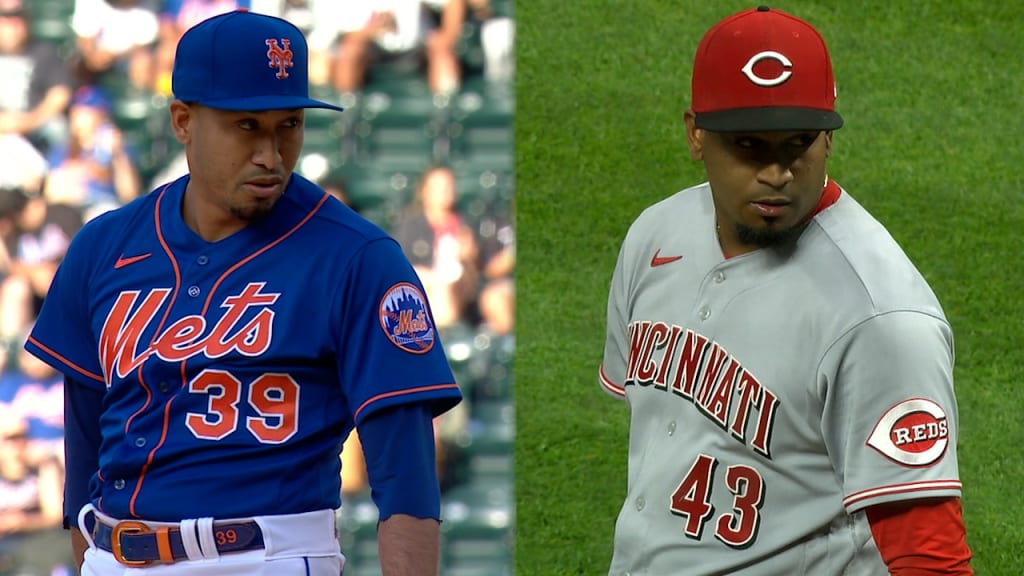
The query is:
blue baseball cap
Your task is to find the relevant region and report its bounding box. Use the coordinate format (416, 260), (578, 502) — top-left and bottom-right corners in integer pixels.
(171, 9), (343, 112)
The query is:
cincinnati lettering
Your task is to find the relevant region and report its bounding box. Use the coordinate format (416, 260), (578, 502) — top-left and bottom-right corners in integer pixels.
(99, 282), (279, 381)
(625, 321), (780, 459)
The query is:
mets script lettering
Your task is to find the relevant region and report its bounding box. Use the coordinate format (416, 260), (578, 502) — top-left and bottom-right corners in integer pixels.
(395, 308), (429, 336)
(265, 38), (293, 79)
(99, 282), (279, 381)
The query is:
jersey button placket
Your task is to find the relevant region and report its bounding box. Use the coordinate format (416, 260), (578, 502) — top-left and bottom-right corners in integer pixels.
(114, 479), (126, 490)
(635, 496), (645, 511)
(188, 285), (201, 297)
(197, 255), (209, 265)
(667, 421), (676, 436)
(135, 437), (147, 447)
(698, 306), (711, 321)
(714, 270), (726, 283)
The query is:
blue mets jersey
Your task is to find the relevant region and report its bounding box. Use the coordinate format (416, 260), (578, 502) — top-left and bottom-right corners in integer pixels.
(26, 173), (462, 521)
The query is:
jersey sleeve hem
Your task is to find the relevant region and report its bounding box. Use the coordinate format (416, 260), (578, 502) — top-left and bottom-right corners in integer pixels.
(25, 337), (106, 390)
(353, 383), (462, 425)
(599, 364), (626, 399)
(843, 479), (962, 512)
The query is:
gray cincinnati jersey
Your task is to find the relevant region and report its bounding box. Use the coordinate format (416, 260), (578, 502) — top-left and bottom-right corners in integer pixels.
(599, 181), (962, 576)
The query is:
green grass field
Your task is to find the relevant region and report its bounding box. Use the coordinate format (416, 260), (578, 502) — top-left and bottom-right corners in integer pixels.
(516, 1), (1024, 574)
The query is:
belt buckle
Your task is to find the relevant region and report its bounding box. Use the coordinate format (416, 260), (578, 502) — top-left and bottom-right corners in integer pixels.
(110, 520), (154, 567)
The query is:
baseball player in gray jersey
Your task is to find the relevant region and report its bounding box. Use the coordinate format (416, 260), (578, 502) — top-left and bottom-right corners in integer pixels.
(598, 6), (973, 576)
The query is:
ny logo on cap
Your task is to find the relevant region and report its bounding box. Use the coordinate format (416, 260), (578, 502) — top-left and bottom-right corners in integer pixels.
(741, 51), (792, 87)
(265, 38), (294, 79)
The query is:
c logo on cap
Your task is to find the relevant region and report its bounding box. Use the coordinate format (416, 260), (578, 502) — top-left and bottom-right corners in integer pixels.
(741, 51), (793, 87)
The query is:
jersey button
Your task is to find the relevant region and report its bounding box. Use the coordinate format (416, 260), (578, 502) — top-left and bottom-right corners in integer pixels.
(159, 381), (170, 393)
(114, 479), (126, 490)
(714, 270), (725, 283)
(698, 306), (711, 320)
(135, 437), (146, 447)
(635, 496), (645, 511)
(197, 255), (209, 265)
(667, 421), (676, 436)
(188, 285), (201, 297)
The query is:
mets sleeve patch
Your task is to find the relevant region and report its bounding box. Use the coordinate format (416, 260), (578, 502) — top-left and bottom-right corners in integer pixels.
(866, 398), (950, 467)
(378, 282), (436, 354)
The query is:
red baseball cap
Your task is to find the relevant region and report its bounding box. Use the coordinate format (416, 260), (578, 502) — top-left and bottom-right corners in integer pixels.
(691, 6), (842, 132)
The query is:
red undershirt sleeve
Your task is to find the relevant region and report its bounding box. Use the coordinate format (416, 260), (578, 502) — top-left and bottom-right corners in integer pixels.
(864, 497), (973, 575)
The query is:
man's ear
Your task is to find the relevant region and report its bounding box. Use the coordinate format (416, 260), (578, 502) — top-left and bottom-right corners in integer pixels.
(169, 100), (194, 146)
(683, 109), (704, 161)
(823, 130), (833, 158)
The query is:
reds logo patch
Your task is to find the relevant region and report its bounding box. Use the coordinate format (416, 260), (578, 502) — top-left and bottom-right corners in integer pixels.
(867, 398), (949, 467)
(379, 283), (435, 354)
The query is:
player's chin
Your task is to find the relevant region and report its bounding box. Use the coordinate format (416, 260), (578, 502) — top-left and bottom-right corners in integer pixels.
(230, 201), (276, 223)
(735, 217), (803, 247)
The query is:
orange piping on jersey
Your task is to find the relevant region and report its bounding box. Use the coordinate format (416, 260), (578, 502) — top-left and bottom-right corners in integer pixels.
(599, 364), (626, 397)
(123, 184), (181, 436)
(123, 366), (153, 435)
(149, 184), (185, 338)
(843, 479), (963, 509)
(26, 336), (105, 383)
(125, 184), (184, 518)
(354, 383), (460, 422)
(128, 389), (180, 518)
(201, 192), (331, 315)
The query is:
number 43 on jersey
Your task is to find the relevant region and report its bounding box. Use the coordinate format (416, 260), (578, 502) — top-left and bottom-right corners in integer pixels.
(670, 454), (765, 549)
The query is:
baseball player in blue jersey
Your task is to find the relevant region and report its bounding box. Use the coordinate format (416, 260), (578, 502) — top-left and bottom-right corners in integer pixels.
(25, 9), (462, 576)
(599, 6), (973, 575)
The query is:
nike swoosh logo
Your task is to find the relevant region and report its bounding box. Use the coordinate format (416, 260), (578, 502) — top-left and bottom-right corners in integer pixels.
(115, 253), (153, 269)
(650, 249), (683, 267)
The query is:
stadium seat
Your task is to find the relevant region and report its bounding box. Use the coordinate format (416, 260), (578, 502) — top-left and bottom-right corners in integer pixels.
(455, 18), (486, 78)
(353, 79), (446, 171)
(447, 79), (513, 172)
(443, 561), (514, 576)
(440, 482), (513, 569)
(28, 0), (75, 48)
(343, 561), (384, 576)
(467, 332), (514, 404)
(454, 166), (513, 223)
(336, 493), (380, 568)
(440, 322), (480, 400)
(326, 164), (417, 231)
(462, 399), (514, 485)
(109, 92), (180, 185)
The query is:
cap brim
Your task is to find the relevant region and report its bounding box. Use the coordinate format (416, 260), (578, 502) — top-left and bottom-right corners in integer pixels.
(695, 107), (843, 132)
(189, 95), (344, 112)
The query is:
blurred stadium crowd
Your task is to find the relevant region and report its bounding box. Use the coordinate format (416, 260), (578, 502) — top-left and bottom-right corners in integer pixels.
(0, 0), (514, 574)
